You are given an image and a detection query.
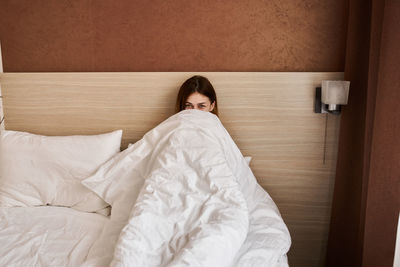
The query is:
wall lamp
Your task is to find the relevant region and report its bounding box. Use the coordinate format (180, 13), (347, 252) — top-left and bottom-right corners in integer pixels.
(315, 80), (350, 114)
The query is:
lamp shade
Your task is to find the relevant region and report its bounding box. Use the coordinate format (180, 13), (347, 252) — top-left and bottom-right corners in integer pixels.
(321, 80), (350, 105)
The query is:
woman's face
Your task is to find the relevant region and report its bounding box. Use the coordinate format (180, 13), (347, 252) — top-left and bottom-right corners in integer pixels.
(184, 92), (215, 112)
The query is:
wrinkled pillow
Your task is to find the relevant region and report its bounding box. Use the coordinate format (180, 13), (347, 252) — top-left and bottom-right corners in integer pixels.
(0, 129), (122, 213)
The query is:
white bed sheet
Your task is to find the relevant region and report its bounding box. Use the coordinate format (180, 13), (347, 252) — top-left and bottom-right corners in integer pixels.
(0, 206), (107, 267)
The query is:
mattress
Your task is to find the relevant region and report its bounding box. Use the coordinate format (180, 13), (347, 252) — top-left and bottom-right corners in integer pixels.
(0, 206), (108, 266)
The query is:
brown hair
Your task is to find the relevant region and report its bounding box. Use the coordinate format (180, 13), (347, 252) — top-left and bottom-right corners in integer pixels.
(175, 75), (218, 116)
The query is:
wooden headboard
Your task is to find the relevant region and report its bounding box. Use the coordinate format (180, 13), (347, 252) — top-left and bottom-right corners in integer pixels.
(0, 72), (342, 267)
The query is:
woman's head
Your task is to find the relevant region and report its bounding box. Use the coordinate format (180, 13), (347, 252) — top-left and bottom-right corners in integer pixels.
(175, 75), (218, 116)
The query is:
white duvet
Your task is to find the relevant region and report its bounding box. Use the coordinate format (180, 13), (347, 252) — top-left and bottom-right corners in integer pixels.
(83, 110), (291, 267)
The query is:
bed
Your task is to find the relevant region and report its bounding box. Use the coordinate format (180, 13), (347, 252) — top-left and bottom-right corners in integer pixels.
(0, 72), (342, 266)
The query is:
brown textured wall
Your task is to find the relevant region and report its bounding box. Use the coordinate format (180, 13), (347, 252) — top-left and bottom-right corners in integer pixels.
(0, 0), (347, 72)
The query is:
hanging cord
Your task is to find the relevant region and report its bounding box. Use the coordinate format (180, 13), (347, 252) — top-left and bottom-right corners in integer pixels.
(0, 95), (4, 127)
(323, 113), (328, 165)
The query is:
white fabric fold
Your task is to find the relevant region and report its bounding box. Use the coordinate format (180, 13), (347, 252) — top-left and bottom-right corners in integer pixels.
(83, 110), (290, 267)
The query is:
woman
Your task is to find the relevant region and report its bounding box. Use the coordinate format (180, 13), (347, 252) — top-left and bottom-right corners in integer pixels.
(175, 75), (218, 116)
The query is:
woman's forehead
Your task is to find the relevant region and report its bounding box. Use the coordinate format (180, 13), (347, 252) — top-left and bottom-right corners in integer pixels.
(186, 92), (210, 103)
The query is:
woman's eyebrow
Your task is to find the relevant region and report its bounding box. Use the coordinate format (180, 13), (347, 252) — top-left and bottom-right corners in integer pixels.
(185, 102), (207, 105)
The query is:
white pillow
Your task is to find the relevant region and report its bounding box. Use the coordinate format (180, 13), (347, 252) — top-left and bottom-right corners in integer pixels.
(0, 129), (122, 213)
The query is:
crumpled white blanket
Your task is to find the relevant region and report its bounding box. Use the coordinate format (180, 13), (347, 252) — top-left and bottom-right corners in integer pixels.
(83, 110), (291, 267)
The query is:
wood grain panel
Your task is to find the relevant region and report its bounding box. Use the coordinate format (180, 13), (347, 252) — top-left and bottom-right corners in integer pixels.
(0, 72), (343, 266)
